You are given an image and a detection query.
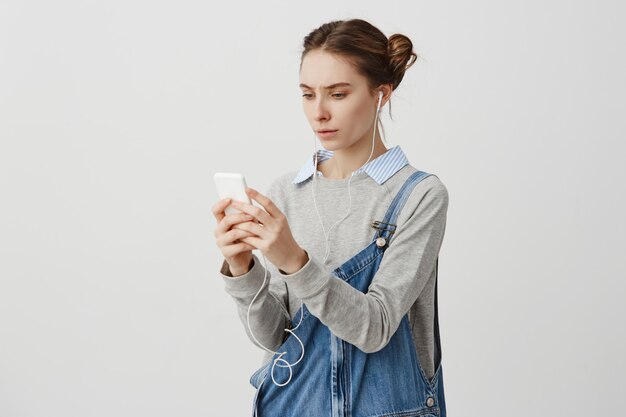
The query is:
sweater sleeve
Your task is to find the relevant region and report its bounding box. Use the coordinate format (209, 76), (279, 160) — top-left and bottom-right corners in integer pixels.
(219, 180), (292, 352)
(276, 177), (449, 353)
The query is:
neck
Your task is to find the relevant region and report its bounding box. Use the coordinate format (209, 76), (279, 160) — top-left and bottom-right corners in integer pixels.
(320, 126), (387, 179)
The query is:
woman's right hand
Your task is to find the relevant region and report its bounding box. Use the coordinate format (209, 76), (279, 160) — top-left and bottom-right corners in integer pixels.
(212, 198), (258, 276)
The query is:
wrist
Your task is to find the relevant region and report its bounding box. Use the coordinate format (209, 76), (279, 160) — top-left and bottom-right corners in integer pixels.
(229, 257), (254, 277)
(279, 249), (309, 275)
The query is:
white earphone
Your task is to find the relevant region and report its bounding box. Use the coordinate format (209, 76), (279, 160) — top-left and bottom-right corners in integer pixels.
(245, 88), (386, 389)
(313, 89), (384, 261)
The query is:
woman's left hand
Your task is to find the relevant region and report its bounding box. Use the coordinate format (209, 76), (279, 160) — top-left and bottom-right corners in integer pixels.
(229, 187), (309, 275)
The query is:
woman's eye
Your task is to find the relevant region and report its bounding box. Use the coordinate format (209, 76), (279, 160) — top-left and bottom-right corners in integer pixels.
(301, 93), (346, 100)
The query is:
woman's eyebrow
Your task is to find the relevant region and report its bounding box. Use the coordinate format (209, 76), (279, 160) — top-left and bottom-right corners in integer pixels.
(299, 82), (353, 89)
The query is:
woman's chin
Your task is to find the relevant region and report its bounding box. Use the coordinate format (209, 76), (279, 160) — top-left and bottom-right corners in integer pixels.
(318, 135), (342, 144)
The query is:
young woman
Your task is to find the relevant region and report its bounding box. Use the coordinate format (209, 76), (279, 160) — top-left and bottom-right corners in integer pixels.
(212, 19), (449, 417)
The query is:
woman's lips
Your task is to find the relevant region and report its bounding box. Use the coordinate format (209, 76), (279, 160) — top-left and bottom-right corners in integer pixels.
(317, 130), (338, 138)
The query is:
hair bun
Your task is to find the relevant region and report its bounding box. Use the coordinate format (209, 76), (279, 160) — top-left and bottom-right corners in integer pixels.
(387, 34), (418, 90)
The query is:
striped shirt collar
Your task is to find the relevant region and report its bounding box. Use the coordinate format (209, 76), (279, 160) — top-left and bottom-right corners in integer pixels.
(292, 145), (409, 185)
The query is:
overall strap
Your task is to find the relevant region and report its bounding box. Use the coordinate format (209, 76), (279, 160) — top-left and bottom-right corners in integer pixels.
(370, 169), (443, 369)
(434, 257), (442, 369)
(370, 170), (433, 244)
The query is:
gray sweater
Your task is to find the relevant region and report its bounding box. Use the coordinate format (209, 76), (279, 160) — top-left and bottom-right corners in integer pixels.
(219, 163), (449, 380)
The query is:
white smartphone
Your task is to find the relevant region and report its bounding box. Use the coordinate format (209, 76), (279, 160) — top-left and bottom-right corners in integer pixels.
(213, 172), (252, 216)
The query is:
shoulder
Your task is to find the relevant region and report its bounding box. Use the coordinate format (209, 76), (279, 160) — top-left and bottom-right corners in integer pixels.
(384, 164), (449, 225)
(385, 164), (448, 202)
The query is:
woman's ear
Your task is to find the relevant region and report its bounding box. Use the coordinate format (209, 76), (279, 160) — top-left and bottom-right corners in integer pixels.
(376, 84), (393, 107)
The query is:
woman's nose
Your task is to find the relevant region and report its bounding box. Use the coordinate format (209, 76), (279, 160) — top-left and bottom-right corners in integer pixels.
(314, 97), (330, 121)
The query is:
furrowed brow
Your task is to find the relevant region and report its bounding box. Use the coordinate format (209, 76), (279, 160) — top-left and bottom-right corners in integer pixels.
(299, 82), (352, 90)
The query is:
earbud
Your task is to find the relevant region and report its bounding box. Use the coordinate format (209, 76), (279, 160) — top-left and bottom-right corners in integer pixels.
(377, 91), (383, 111)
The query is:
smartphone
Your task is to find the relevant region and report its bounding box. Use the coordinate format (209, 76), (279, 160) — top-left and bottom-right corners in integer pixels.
(213, 172), (252, 216)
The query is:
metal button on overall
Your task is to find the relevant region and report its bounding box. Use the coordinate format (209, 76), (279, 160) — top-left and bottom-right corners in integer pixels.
(426, 396), (435, 407)
(375, 237), (386, 247)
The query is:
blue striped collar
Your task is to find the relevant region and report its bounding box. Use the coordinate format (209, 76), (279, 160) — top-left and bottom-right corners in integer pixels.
(292, 145), (409, 185)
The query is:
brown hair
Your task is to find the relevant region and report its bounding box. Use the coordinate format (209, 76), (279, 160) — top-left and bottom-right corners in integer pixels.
(300, 18), (418, 121)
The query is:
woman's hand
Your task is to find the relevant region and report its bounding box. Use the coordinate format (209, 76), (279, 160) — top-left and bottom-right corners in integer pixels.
(212, 197), (259, 276)
(230, 187), (309, 275)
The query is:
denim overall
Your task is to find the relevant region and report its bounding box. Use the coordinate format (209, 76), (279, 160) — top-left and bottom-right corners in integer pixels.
(249, 170), (446, 417)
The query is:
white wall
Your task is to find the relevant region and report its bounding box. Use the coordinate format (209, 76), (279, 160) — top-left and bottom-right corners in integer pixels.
(1, 1), (624, 415)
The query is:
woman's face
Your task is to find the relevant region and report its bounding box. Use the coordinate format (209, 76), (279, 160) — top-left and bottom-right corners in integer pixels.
(299, 50), (379, 151)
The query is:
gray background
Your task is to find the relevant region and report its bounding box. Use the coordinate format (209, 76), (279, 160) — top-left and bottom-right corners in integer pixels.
(1, 0), (624, 415)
